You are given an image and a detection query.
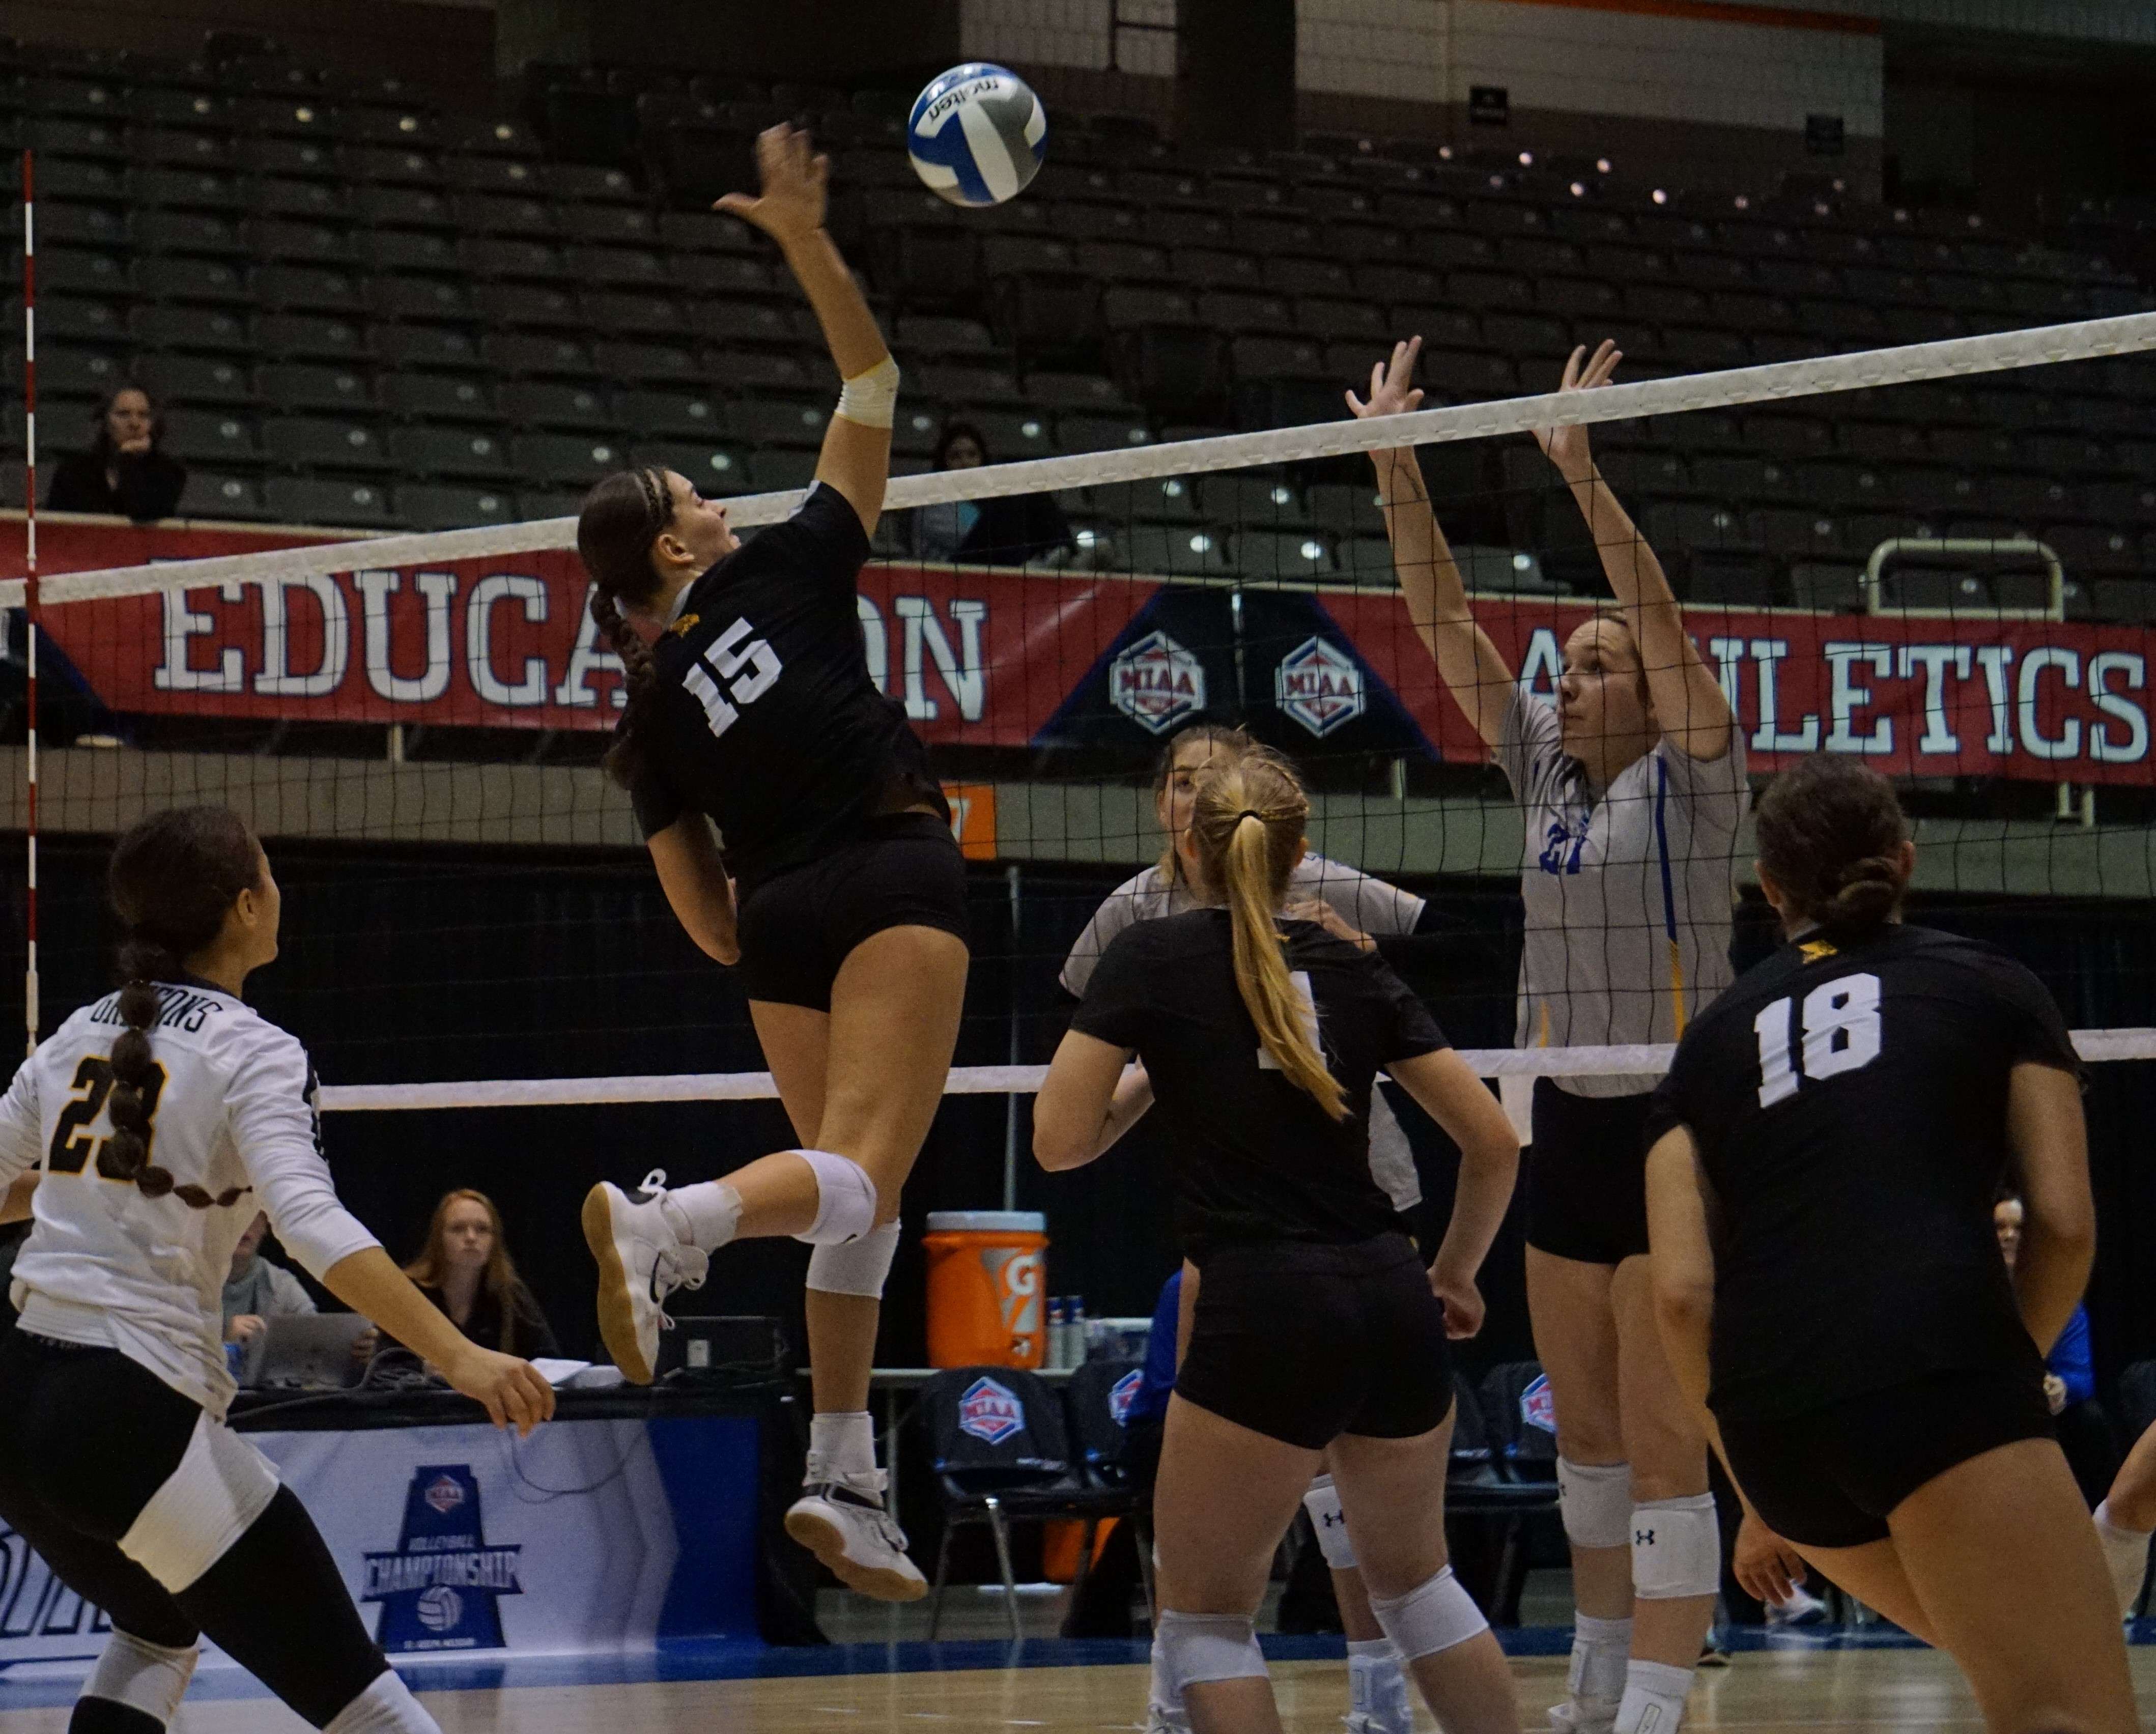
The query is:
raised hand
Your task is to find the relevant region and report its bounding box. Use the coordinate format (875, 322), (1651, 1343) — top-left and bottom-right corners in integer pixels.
(716, 124), (830, 248)
(1346, 336), (1426, 421)
(1534, 338), (1623, 480)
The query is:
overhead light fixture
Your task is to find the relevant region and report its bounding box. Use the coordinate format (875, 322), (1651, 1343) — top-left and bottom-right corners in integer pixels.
(1652, 188), (1668, 205)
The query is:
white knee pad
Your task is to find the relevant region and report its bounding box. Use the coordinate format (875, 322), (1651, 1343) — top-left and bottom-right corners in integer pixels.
(1370, 1565), (1489, 1662)
(1631, 1493), (1720, 1601)
(1557, 1457), (1633, 1551)
(83, 1630), (198, 1726)
(806, 1220), (901, 1297)
(1155, 1609), (1267, 1694)
(1302, 1475), (1358, 1571)
(119, 1413), (280, 1594)
(324, 1667), (441, 1734)
(791, 1148), (880, 1246)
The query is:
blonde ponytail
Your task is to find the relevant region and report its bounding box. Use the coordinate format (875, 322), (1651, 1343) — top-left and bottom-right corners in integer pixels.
(1193, 758), (1349, 1122)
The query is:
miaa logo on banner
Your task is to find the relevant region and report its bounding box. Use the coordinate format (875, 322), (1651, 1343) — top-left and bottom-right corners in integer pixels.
(1110, 630), (1206, 734)
(1108, 1369), (1144, 1426)
(1274, 636), (1365, 737)
(958, 1376), (1027, 1445)
(1520, 1372), (1558, 1437)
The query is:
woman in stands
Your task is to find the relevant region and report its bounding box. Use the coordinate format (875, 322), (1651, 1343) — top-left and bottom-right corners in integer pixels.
(396, 1189), (560, 1359)
(47, 385), (187, 523)
(0, 805), (554, 1734)
(1357, 335), (1744, 1734)
(1645, 757), (2135, 1734)
(910, 418), (1072, 565)
(1037, 750), (1522, 1734)
(573, 124), (965, 1604)
(1067, 722), (1489, 1734)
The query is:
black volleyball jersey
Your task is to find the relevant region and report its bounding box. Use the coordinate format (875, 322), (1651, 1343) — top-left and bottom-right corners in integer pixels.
(1644, 923), (2081, 1420)
(625, 484), (947, 893)
(1070, 908), (1449, 1262)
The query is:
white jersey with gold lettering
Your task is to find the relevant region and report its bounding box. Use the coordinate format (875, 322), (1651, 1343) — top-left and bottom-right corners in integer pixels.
(0, 981), (380, 1418)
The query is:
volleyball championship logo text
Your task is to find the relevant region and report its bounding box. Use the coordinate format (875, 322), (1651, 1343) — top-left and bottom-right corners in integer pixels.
(361, 1464), (524, 1652)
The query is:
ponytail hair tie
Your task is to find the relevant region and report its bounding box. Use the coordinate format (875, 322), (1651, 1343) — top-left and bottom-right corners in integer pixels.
(1234, 809), (1265, 823)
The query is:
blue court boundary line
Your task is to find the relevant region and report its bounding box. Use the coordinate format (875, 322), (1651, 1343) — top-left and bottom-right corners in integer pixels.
(0, 1619), (2032, 1707)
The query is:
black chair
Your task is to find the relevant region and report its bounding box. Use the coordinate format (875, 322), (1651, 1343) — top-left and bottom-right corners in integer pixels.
(1448, 1369), (1562, 1625)
(917, 1367), (1115, 1640)
(1061, 1358), (1154, 1616)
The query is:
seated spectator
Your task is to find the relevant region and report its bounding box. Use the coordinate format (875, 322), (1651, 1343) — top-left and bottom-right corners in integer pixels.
(221, 1209), (317, 1346)
(909, 419), (1072, 566)
(389, 1188), (559, 1359)
(45, 385), (187, 523)
(1997, 1189), (2118, 1502)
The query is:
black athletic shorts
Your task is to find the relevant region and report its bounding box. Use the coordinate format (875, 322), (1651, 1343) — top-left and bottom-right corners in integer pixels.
(735, 811), (970, 1011)
(1717, 1365), (2057, 1550)
(1178, 1233), (1454, 1452)
(1524, 1077), (1654, 1266)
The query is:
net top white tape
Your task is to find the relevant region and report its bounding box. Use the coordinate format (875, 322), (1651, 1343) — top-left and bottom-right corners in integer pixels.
(9, 311), (2155, 611)
(316, 1030), (2156, 1111)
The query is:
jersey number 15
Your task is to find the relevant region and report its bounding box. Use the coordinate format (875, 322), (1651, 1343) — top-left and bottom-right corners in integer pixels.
(683, 617), (783, 743)
(1753, 973), (1881, 1107)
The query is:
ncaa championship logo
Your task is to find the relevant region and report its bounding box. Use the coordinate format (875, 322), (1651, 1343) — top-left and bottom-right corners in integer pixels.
(362, 1464), (523, 1653)
(1110, 631), (1206, 734)
(1108, 1369), (1144, 1426)
(1519, 1373), (1558, 1437)
(958, 1376), (1027, 1445)
(1274, 637), (1365, 737)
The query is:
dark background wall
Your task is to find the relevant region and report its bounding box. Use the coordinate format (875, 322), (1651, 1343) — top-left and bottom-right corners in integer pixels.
(17, 833), (2156, 1400)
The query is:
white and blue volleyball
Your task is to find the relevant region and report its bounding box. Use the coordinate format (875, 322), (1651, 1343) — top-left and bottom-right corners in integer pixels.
(907, 63), (1047, 208)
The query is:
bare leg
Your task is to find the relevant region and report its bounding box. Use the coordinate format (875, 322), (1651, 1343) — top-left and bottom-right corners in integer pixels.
(1611, 1257), (1715, 1672)
(1330, 1419), (1522, 1734)
(1154, 1396), (1324, 1734)
(1527, 1249), (1633, 1620)
(1887, 1440), (2136, 1734)
(1334, 1565), (1384, 1641)
(2104, 1418), (2156, 1529)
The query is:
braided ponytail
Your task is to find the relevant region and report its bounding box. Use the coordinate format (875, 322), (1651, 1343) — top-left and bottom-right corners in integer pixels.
(105, 807), (264, 1210)
(1188, 756), (1349, 1122)
(577, 466), (675, 791)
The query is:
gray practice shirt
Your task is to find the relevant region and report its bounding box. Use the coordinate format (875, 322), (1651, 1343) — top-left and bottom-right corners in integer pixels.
(220, 1254), (317, 1332)
(1062, 854), (1429, 1211)
(1494, 683), (1747, 1098)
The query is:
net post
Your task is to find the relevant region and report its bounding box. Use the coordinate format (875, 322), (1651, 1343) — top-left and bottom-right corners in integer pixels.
(20, 147), (35, 1058)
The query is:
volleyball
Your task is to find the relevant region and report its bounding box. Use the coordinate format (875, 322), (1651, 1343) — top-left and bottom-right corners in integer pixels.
(906, 63), (1047, 207)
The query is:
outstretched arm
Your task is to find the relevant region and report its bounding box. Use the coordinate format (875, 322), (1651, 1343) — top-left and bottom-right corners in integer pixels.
(1538, 341), (1733, 761)
(1351, 338), (1516, 748)
(719, 125), (894, 534)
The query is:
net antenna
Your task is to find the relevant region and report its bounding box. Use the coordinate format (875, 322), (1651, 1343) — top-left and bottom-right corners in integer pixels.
(20, 148), (35, 1058)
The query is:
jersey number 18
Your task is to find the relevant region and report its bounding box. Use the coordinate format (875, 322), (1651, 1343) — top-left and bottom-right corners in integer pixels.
(1752, 973), (1882, 1107)
(683, 617), (783, 742)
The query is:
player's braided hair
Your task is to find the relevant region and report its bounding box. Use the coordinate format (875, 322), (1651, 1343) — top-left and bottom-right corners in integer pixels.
(1187, 753), (1349, 1122)
(576, 466), (673, 791)
(1754, 757), (1910, 940)
(105, 806), (262, 1208)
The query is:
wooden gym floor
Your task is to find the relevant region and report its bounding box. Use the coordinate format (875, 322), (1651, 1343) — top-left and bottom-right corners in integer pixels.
(4, 1638), (2156, 1731)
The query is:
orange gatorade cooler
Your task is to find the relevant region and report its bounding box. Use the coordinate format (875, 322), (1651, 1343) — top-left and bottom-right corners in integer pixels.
(922, 1211), (1047, 1369)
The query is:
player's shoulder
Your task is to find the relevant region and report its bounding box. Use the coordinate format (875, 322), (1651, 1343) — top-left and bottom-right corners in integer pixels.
(181, 989), (307, 1073)
(1884, 925), (2056, 1002)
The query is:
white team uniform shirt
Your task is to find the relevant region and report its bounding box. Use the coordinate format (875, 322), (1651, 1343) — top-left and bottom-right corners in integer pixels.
(0, 982), (381, 1419)
(1061, 854), (1429, 1212)
(1494, 684), (1747, 1099)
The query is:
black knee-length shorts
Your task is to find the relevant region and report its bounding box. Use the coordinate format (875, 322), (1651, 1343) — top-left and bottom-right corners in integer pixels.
(1717, 1364), (2057, 1550)
(1177, 1233), (1455, 1452)
(736, 812), (971, 1011)
(1525, 1077), (1655, 1266)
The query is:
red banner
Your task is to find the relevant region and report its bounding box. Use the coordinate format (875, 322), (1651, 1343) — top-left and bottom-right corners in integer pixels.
(21, 519), (2155, 784)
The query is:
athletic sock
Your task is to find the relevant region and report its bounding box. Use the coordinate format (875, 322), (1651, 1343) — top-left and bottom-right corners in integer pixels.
(1567, 1612), (1633, 1715)
(1613, 1659), (1694, 1734)
(1147, 1630), (1192, 1731)
(1347, 1636), (1411, 1733)
(660, 1180), (741, 1253)
(2094, 1499), (2151, 1614)
(808, 1411), (877, 1485)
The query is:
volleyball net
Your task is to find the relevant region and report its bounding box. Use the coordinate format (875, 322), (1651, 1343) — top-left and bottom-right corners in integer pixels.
(13, 310), (2156, 1117)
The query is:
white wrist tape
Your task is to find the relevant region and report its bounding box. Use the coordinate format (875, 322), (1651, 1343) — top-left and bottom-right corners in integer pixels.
(836, 355), (901, 430)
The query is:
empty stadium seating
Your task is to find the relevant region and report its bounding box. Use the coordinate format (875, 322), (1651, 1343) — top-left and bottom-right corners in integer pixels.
(4, 37), (2153, 615)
